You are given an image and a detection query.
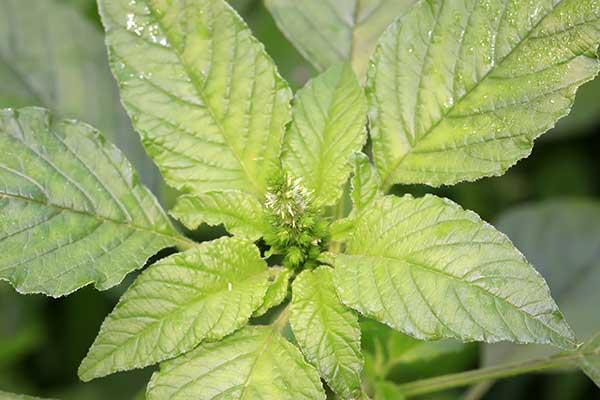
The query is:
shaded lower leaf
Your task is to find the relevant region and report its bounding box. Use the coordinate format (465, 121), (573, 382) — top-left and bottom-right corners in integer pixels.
(171, 191), (270, 240)
(291, 266), (363, 399)
(334, 194), (576, 349)
(79, 237), (270, 381)
(0, 107), (184, 297)
(0, 392), (54, 400)
(147, 325), (326, 400)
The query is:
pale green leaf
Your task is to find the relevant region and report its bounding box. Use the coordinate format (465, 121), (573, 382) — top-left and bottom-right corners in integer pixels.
(349, 153), (383, 213)
(291, 266), (363, 399)
(147, 325), (326, 400)
(171, 191), (270, 240)
(98, 0), (292, 197)
(0, 0), (159, 191)
(253, 267), (291, 317)
(333, 194), (576, 348)
(265, 0), (417, 78)
(330, 153), (383, 242)
(368, 0), (600, 189)
(579, 332), (600, 388)
(283, 63), (367, 206)
(78, 237), (270, 381)
(0, 107), (184, 297)
(484, 200), (600, 364)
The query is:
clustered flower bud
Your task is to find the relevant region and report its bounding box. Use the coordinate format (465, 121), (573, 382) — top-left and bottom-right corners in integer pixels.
(263, 173), (329, 270)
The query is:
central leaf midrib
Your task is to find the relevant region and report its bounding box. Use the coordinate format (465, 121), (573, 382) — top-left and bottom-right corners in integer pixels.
(130, 0), (266, 195)
(381, 0), (567, 189)
(0, 192), (193, 248)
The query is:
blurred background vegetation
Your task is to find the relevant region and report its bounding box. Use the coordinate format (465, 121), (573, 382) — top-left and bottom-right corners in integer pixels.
(0, 0), (598, 399)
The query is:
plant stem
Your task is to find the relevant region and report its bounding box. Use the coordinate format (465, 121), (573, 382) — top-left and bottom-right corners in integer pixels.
(394, 352), (583, 397)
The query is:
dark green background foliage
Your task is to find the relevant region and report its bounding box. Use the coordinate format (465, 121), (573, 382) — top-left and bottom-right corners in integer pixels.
(0, 0), (599, 399)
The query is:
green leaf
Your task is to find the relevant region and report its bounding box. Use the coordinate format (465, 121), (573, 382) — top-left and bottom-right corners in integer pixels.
(147, 325), (326, 400)
(0, 0), (159, 191)
(579, 332), (600, 388)
(553, 76), (600, 138)
(0, 107), (184, 297)
(0, 391), (54, 400)
(253, 267), (291, 317)
(349, 153), (383, 213)
(333, 194), (576, 349)
(368, 0), (600, 189)
(98, 0), (292, 198)
(484, 200), (600, 364)
(330, 153), (382, 241)
(290, 266), (363, 399)
(171, 191), (270, 240)
(283, 64), (367, 206)
(264, 0), (418, 78)
(78, 237), (270, 381)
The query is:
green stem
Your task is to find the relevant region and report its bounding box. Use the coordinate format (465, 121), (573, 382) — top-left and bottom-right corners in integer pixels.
(394, 352), (583, 397)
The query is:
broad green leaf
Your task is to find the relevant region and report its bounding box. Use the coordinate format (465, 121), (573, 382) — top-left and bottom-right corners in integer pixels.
(579, 332), (600, 387)
(98, 0), (292, 197)
(333, 194), (576, 348)
(0, 392), (53, 400)
(0, 0), (159, 191)
(368, 0), (600, 189)
(282, 64), (367, 206)
(291, 266), (363, 399)
(147, 325), (326, 400)
(253, 267), (291, 317)
(78, 237), (270, 381)
(264, 0), (417, 78)
(171, 191), (270, 240)
(485, 200), (600, 365)
(0, 107), (184, 297)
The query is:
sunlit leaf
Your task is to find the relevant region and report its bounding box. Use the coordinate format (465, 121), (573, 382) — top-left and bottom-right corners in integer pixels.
(147, 325), (326, 400)
(334, 194), (576, 348)
(79, 237), (270, 381)
(0, 108), (185, 297)
(368, 0), (600, 189)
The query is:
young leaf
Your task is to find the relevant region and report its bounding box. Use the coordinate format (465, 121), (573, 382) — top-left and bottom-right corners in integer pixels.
(0, 107), (184, 297)
(290, 266), (363, 399)
(485, 200), (600, 365)
(0, 0), (158, 191)
(98, 0), (292, 197)
(349, 153), (383, 213)
(78, 237), (271, 381)
(147, 325), (326, 400)
(330, 153), (382, 241)
(333, 194), (576, 349)
(368, 0), (600, 189)
(264, 0), (418, 78)
(171, 191), (270, 240)
(282, 64), (367, 206)
(579, 332), (600, 388)
(253, 267), (291, 317)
